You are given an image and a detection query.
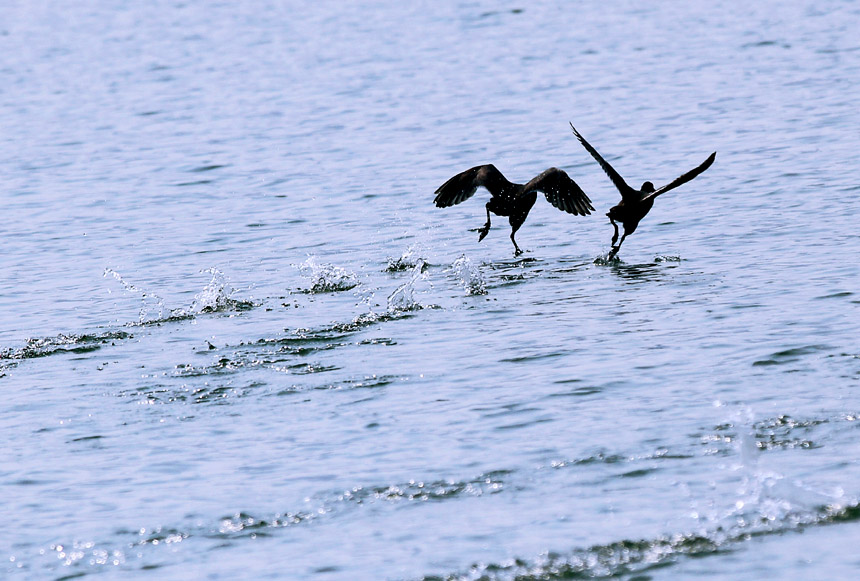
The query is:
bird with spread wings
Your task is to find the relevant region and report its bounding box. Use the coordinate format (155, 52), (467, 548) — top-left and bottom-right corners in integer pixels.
(570, 122), (716, 260)
(433, 164), (594, 256)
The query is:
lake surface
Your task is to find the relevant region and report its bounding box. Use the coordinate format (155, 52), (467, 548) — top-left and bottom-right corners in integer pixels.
(2, 0), (860, 579)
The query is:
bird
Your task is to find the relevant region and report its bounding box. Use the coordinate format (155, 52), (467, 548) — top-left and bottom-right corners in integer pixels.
(569, 122), (716, 260)
(433, 164), (594, 256)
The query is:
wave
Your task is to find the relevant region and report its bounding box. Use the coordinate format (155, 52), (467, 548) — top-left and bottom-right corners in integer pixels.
(0, 330), (132, 366)
(1, 269), (255, 373)
(31, 469), (510, 574)
(425, 500), (860, 580)
(426, 412), (856, 580)
(158, 265), (429, 382)
(17, 408), (860, 577)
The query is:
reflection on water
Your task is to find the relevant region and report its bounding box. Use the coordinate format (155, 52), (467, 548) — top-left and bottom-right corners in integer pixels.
(610, 260), (678, 283)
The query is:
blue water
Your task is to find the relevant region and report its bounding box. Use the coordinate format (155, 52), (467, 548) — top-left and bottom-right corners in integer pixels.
(2, 1), (860, 579)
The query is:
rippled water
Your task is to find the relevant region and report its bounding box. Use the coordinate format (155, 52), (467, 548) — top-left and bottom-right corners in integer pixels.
(2, 0), (860, 579)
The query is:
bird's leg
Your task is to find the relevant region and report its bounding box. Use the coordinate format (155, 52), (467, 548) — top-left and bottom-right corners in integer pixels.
(478, 204), (492, 242)
(509, 213), (526, 257)
(610, 218), (619, 245)
(608, 232), (627, 260)
(511, 232), (523, 256)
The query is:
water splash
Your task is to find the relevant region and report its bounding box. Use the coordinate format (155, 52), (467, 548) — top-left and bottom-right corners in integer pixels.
(168, 261), (429, 379)
(0, 330), (132, 364)
(104, 268), (166, 323)
(593, 253), (622, 266)
(386, 245), (425, 272)
(719, 408), (840, 531)
(654, 254), (681, 262)
(183, 268), (253, 314)
(297, 257), (359, 293)
(387, 262), (426, 312)
(451, 255), (487, 295)
(106, 268), (253, 322)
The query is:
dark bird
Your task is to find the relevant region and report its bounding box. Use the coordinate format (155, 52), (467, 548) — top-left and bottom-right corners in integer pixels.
(569, 122), (716, 260)
(433, 164), (594, 255)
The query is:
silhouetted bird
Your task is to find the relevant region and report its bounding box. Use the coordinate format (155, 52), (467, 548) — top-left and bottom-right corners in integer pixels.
(434, 164), (594, 255)
(570, 122), (716, 260)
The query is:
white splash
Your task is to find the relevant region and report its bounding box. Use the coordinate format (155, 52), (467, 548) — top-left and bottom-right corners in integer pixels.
(298, 257), (359, 293)
(717, 408), (844, 532)
(386, 245), (425, 272)
(387, 262), (426, 312)
(593, 253), (622, 266)
(104, 268), (166, 323)
(105, 268), (250, 322)
(451, 255), (487, 295)
(186, 268), (238, 314)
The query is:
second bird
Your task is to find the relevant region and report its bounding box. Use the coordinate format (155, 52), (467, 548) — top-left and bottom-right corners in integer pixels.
(434, 164), (594, 256)
(570, 122), (716, 260)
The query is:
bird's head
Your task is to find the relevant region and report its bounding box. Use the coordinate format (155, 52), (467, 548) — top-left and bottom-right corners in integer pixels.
(641, 181), (655, 194)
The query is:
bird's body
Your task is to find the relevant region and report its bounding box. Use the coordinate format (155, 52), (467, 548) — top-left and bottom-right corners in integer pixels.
(433, 164), (594, 255)
(570, 122), (716, 259)
(606, 193), (654, 240)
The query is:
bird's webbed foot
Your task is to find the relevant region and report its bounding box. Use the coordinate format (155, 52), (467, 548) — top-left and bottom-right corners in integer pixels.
(477, 222), (491, 242)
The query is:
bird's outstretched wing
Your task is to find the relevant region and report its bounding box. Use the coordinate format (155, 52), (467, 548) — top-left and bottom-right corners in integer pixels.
(433, 164), (511, 208)
(523, 167), (594, 216)
(569, 122), (638, 201)
(643, 152), (716, 201)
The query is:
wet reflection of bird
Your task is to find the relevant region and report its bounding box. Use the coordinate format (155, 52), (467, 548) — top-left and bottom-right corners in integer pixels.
(570, 123), (716, 260)
(433, 164), (594, 255)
